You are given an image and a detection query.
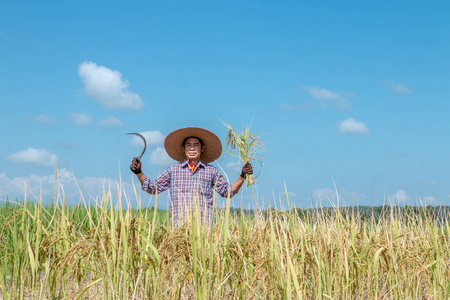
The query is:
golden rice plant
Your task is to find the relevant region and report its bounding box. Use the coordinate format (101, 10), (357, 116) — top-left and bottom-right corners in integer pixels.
(222, 120), (265, 186)
(1, 172), (450, 299)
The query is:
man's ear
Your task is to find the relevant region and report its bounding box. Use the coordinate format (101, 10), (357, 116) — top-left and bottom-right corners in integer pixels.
(202, 145), (205, 152)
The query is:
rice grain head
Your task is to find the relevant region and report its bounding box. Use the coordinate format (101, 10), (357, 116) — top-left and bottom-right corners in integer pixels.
(222, 121), (265, 186)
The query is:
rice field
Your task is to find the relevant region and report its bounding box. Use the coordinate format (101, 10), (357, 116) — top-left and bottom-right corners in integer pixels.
(1, 184), (449, 299)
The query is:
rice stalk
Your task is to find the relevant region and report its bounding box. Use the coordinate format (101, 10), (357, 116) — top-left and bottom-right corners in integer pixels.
(222, 120), (265, 186)
(1, 169), (450, 298)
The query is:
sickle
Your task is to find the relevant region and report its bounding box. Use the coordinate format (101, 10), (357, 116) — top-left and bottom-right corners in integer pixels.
(127, 132), (147, 160)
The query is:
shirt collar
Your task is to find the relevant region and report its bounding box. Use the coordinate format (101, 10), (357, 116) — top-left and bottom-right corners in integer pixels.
(181, 159), (205, 169)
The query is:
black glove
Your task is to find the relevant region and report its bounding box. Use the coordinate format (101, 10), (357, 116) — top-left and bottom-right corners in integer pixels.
(130, 157), (142, 175)
(240, 162), (253, 179)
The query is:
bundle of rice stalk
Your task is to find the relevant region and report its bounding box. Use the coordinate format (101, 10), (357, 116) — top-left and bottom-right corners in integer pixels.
(222, 121), (265, 186)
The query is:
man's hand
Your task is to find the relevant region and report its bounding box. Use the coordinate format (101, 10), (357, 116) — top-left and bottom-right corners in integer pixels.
(130, 157), (142, 175)
(240, 161), (253, 179)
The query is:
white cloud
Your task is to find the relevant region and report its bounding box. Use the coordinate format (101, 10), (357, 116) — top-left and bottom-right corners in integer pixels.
(309, 187), (366, 207)
(226, 161), (241, 173)
(425, 180), (437, 186)
(0, 172), (30, 200)
(302, 86), (340, 100)
(0, 169), (135, 206)
(78, 61), (144, 110)
(149, 146), (176, 167)
(7, 148), (58, 167)
(69, 113), (92, 126)
(338, 117), (371, 135)
(130, 131), (165, 146)
(99, 116), (123, 127)
(391, 82), (412, 94)
(283, 191), (297, 198)
(391, 189), (409, 200)
(149, 146), (175, 166)
(423, 196), (437, 205)
(311, 188), (337, 201)
(31, 114), (57, 125)
(310, 188), (343, 207)
(388, 190), (440, 206)
(281, 103), (312, 111)
(390, 189), (412, 204)
(301, 86), (351, 110)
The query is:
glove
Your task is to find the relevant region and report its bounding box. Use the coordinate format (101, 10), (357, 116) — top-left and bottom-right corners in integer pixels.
(130, 157), (142, 175)
(240, 161), (253, 179)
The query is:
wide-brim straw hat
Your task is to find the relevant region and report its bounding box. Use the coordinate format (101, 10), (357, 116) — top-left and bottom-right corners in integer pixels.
(164, 127), (222, 163)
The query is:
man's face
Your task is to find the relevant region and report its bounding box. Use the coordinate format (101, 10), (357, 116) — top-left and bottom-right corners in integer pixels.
(184, 137), (204, 162)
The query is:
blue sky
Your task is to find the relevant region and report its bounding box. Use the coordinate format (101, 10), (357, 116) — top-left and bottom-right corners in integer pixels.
(1, 1), (449, 208)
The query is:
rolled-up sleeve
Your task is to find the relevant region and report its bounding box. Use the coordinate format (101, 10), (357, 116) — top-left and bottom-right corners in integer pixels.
(213, 170), (235, 198)
(142, 168), (171, 194)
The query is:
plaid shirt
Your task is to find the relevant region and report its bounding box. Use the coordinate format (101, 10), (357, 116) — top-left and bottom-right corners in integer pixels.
(142, 159), (234, 226)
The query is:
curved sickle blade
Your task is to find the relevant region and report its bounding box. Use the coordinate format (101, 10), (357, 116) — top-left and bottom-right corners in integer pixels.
(127, 132), (147, 160)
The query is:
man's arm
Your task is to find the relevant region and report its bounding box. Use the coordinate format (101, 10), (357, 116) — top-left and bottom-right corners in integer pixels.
(131, 157), (171, 194)
(231, 176), (246, 194)
(130, 157), (146, 185)
(231, 162), (253, 194)
(136, 172), (146, 185)
(130, 157), (144, 182)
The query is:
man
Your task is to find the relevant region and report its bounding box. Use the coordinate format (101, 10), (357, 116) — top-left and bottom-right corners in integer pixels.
(130, 127), (253, 226)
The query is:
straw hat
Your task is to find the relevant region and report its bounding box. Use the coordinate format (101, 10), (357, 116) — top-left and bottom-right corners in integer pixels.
(164, 127), (222, 163)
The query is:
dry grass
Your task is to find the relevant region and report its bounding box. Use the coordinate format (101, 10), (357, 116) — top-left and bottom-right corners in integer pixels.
(0, 184), (449, 299)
